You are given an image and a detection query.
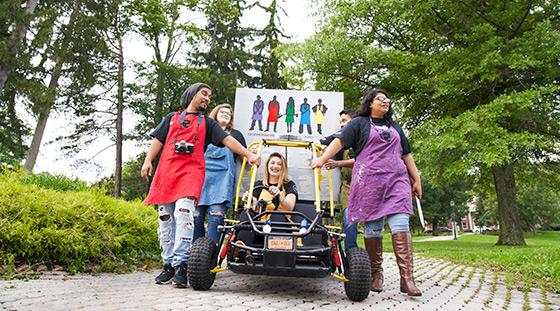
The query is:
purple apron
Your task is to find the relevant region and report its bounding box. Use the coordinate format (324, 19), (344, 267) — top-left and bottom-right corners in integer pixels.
(347, 121), (413, 222)
(252, 100), (263, 120)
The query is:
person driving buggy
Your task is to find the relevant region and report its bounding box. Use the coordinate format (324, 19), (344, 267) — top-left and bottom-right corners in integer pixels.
(236, 152), (298, 247)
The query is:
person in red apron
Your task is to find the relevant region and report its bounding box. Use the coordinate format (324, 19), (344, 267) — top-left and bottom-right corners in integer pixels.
(311, 88), (423, 296)
(141, 83), (259, 288)
(265, 95), (280, 132)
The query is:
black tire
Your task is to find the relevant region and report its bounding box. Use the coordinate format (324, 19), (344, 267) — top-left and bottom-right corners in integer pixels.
(343, 247), (371, 301)
(188, 237), (218, 290)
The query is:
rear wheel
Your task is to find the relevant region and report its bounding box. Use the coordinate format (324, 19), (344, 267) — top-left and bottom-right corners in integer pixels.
(188, 237), (218, 290)
(343, 247), (371, 301)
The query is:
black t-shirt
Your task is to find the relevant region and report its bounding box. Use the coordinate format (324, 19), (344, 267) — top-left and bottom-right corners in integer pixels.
(229, 129), (246, 148)
(227, 128), (246, 160)
(150, 112), (229, 151)
(253, 180), (298, 209)
(320, 133), (344, 161)
(334, 116), (411, 157)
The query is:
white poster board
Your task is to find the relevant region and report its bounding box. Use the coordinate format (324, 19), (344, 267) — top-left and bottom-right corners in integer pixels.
(234, 88), (344, 202)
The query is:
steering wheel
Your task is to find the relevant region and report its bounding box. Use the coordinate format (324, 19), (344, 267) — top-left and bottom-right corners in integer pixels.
(247, 185), (272, 213)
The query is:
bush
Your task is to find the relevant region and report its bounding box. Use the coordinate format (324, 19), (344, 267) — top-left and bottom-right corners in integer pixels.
(20, 171), (89, 192)
(0, 170), (159, 273)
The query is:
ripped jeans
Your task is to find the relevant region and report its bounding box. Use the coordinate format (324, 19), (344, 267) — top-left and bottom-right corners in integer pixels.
(193, 203), (228, 244)
(364, 213), (410, 238)
(157, 197), (196, 267)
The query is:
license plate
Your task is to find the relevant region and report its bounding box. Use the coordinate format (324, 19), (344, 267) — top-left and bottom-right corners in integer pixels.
(267, 236), (293, 250)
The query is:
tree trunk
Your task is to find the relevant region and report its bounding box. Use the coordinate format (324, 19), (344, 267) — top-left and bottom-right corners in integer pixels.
(432, 219), (439, 236)
(492, 163), (526, 245)
(114, 34), (124, 198)
(23, 58), (63, 171)
(0, 0), (39, 92)
(0, 68), (9, 96)
(154, 71), (165, 125)
(5, 83), (26, 151)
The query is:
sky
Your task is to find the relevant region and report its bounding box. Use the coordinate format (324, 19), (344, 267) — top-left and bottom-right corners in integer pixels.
(25, 0), (316, 183)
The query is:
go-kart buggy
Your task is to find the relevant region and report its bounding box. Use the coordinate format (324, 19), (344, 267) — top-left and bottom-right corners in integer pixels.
(187, 140), (371, 301)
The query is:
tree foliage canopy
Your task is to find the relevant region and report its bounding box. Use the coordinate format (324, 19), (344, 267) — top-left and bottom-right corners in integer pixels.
(284, 0), (560, 244)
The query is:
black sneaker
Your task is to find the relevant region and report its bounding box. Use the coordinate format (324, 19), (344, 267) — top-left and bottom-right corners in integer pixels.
(155, 263), (174, 284)
(172, 262), (188, 288)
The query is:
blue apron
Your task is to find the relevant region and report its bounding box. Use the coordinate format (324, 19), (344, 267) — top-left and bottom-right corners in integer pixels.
(198, 141), (236, 208)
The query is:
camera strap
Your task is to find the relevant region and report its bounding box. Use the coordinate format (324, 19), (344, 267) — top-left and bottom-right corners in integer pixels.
(192, 114), (203, 144)
(174, 112), (203, 145)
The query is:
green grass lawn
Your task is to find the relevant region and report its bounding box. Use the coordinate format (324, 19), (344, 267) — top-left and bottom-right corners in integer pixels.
(356, 231), (560, 293)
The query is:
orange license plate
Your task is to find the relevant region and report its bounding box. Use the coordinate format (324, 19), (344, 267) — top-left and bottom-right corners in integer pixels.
(267, 237), (293, 250)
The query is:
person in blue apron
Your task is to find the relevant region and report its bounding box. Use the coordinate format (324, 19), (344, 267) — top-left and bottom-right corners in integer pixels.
(141, 83), (259, 288)
(195, 103), (246, 244)
(311, 88), (423, 296)
(299, 98), (312, 134)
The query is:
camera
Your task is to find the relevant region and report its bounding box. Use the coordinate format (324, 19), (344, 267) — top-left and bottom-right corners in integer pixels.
(174, 140), (194, 154)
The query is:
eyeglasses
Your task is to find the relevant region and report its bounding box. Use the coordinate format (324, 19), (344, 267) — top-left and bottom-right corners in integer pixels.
(219, 110), (232, 116)
(374, 96), (391, 104)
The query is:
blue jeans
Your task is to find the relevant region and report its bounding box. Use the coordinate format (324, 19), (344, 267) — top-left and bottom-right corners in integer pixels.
(343, 208), (358, 251)
(364, 213), (410, 238)
(157, 198), (196, 267)
(193, 203), (228, 244)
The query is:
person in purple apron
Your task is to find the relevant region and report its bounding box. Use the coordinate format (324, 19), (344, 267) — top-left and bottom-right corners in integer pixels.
(311, 88), (422, 296)
(249, 95), (264, 131)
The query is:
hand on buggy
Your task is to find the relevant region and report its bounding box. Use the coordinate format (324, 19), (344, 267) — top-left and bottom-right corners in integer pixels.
(324, 159), (338, 170)
(246, 151), (260, 167)
(311, 157), (327, 169)
(246, 146), (261, 167)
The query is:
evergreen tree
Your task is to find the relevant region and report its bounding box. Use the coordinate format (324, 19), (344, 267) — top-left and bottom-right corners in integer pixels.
(196, 0), (255, 104)
(0, 0), (39, 166)
(0, 0), (39, 93)
(23, 0), (114, 171)
(253, 0), (288, 89)
(128, 0), (204, 136)
(56, 0), (132, 196)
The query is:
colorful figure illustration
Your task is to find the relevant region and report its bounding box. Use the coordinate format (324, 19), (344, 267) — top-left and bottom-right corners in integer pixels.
(265, 95), (280, 132)
(299, 98), (312, 135)
(285, 96), (297, 133)
(249, 95), (264, 131)
(312, 98), (328, 135)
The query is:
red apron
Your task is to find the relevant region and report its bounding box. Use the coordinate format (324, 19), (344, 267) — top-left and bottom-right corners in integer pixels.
(144, 112), (207, 205)
(268, 100), (279, 122)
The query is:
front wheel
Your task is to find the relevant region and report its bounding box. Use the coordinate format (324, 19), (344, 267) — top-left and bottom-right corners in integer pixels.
(188, 237), (218, 290)
(343, 247), (371, 301)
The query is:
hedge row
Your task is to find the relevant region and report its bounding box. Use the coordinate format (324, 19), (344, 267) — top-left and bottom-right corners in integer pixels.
(0, 170), (159, 273)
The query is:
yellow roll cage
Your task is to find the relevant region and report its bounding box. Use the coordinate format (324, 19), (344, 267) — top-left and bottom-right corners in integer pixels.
(232, 139), (336, 221)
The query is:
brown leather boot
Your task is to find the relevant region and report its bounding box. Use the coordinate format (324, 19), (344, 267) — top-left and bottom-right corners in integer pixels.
(392, 232), (422, 296)
(364, 237), (384, 292)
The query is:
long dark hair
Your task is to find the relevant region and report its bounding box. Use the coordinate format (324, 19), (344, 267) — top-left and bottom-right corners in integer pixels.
(356, 88), (394, 126)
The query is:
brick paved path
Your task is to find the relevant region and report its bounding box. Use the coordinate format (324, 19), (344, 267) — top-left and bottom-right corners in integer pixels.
(1, 255), (559, 311)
